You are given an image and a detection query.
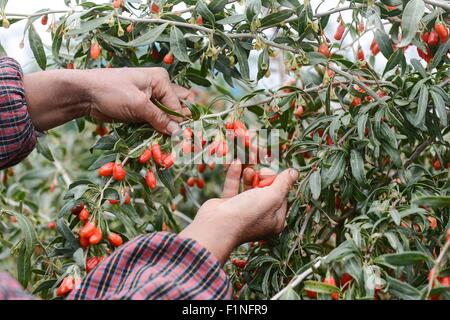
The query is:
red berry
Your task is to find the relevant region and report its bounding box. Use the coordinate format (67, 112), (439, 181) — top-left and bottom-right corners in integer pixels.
(98, 162), (115, 177)
(231, 258), (247, 268)
(257, 175), (276, 188)
(187, 177), (196, 187)
(371, 39), (380, 55)
(107, 232), (123, 247)
(196, 177), (205, 189)
(79, 208), (90, 222)
(326, 135), (334, 146)
(334, 23), (345, 41)
(80, 222), (96, 239)
(47, 221), (56, 229)
(359, 20), (364, 33)
(41, 15), (48, 26)
(126, 24), (133, 33)
(89, 227), (102, 245)
(198, 163), (206, 173)
(66, 62), (74, 69)
(196, 16), (203, 25)
(86, 256), (100, 273)
(90, 42), (101, 60)
(163, 53), (174, 65)
(357, 48), (365, 61)
(340, 273), (352, 289)
(112, 164), (126, 181)
(351, 97), (362, 107)
(161, 153), (175, 168)
(113, 0), (122, 9)
(433, 159), (441, 170)
(151, 144), (163, 165)
(151, 2), (160, 14)
(306, 290), (317, 299)
(435, 23), (449, 43)
(151, 47), (159, 61)
(422, 32), (430, 43)
(138, 148), (152, 164)
(318, 42), (330, 58)
(428, 31), (439, 46)
(57, 276), (75, 297)
(145, 170), (157, 190)
(294, 106), (304, 118)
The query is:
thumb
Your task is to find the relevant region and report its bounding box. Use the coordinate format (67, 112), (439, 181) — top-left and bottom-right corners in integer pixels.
(145, 100), (180, 135)
(269, 169), (299, 196)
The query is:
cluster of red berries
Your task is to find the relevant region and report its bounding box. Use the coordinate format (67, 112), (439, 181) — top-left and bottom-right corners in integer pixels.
(418, 23), (448, 63)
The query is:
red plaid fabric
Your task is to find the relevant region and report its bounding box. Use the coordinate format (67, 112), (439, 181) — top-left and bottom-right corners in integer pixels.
(0, 232), (232, 300)
(0, 57), (37, 170)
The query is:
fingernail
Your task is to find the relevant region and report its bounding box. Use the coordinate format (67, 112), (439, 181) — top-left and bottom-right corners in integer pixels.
(167, 121), (180, 135)
(289, 169), (299, 180)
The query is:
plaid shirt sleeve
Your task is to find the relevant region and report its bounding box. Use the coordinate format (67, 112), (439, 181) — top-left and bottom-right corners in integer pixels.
(0, 232), (232, 300)
(68, 232), (232, 300)
(0, 57), (37, 170)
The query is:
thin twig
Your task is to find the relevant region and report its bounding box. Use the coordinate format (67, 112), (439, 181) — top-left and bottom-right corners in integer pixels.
(404, 137), (435, 168)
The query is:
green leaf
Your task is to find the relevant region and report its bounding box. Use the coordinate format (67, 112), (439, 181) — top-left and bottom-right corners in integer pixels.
(260, 10), (293, 28)
(208, 0), (228, 13)
(279, 287), (301, 300)
(430, 90), (448, 127)
(156, 167), (176, 197)
(309, 170), (321, 200)
(66, 15), (110, 36)
(126, 23), (168, 47)
(350, 150), (366, 186)
(56, 218), (80, 250)
(217, 14), (246, 25)
(151, 98), (187, 119)
(13, 212), (37, 287)
(383, 49), (402, 75)
(386, 276), (422, 300)
(234, 41), (250, 81)
(28, 24), (47, 70)
(246, 0), (261, 22)
(413, 85), (428, 127)
(398, 0), (425, 47)
(374, 29), (393, 59)
(375, 251), (431, 267)
(88, 154), (116, 170)
(413, 196), (450, 207)
(303, 280), (340, 294)
(196, 0), (215, 24)
(169, 27), (191, 63)
(36, 136), (54, 162)
(322, 152), (346, 188)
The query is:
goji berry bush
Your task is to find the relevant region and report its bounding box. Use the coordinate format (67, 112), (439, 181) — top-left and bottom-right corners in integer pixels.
(0, 0), (449, 300)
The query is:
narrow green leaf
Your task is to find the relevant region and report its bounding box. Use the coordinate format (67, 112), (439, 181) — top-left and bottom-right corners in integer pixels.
(127, 23), (168, 47)
(398, 0), (425, 47)
(28, 24), (47, 70)
(350, 150), (366, 186)
(413, 85), (428, 127)
(430, 90), (448, 127)
(260, 10), (293, 28)
(170, 27), (191, 63)
(375, 251), (431, 266)
(309, 170), (321, 200)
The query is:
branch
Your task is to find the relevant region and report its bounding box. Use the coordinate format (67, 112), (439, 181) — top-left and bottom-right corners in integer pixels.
(404, 137), (435, 168)
(423, 0), (450, 11)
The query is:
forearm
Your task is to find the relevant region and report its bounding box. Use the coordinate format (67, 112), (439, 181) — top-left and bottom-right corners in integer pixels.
(24, 70), (91, 131)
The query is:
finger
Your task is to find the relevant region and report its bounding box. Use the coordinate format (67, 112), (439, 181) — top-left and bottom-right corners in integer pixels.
(172, 84), (195, 104)
(243, 167), (255, 191)
(268, 169), (299, 196)
(259, 167), (276, 179)
(145, 101), (180, 135)
(151, 71), (184, 121)
(222, 159), (242, 198)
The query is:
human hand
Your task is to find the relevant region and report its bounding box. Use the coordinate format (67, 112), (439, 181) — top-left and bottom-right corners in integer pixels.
(84, 67), (192, 135)
(25, 67), (192, 134)
(179, 160), (299, 264)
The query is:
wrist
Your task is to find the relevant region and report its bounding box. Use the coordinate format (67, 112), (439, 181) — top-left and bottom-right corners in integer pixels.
(179, 214), (238, 265)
